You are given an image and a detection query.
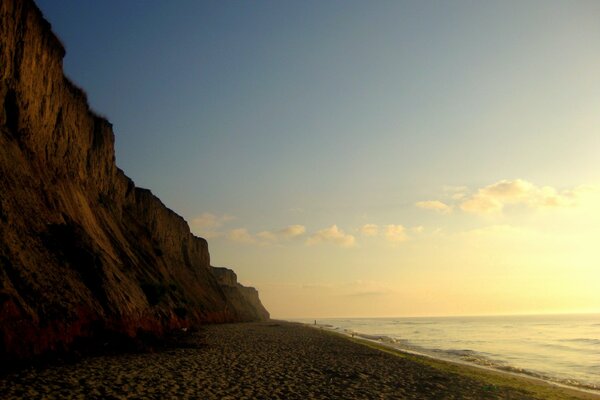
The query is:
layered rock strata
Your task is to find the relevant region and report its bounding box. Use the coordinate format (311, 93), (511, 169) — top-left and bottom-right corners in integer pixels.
(0, 0), (268, 361)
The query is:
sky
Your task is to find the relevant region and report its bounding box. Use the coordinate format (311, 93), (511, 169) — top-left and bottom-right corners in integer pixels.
(36, 0), (600, 318)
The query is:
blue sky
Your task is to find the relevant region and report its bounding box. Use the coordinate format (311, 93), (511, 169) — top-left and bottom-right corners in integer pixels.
(37, 1), (600, 317)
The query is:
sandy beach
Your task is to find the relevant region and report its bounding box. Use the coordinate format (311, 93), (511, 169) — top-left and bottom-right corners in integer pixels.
(0, 321), (598, 399)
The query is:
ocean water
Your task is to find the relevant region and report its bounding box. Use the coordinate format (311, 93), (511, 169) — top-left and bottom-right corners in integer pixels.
(293, 314), (600, 393)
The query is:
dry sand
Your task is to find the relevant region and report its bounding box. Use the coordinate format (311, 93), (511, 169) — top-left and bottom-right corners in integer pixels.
(0, 321), (598, 399)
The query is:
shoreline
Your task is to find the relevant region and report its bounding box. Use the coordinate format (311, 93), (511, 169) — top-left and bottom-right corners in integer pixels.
(1, 321), (598, 399)
(310, 323), (600, 400)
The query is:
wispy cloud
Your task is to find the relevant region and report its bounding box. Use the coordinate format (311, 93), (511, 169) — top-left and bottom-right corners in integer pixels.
(228, 228), (256, 244)
(278, 224), (306, 238)
(443, 185), (469, 200)
(230, 224), (307, 245)
(415, 200), (452, 213)
(256, 230), (278, 243)
(416, 180), (595, 216)
(385, 224), (408, 243)
(307, 225), (356, 248)
(460, 179), (587, 214)
(228, 223), (411, 247)
(360, 224), (379, 237)
(190, 212), (235, 238)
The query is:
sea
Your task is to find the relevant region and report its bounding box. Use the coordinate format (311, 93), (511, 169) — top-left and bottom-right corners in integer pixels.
(292, 314), (600, 394)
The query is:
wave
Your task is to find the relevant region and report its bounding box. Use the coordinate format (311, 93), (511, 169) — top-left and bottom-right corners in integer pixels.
(392, 321), (438, 325)
(348, 331), (398, 343)
(431, 348), (600, 393)
(344, 332), (600, 393)
(558, 338), (600, 345)
(432, 348), (505, 369)
(435, 348), (477, 357)
(376, 335), (599, 393)
(499, 366), (600, 392)
(536, 342), (580, 351)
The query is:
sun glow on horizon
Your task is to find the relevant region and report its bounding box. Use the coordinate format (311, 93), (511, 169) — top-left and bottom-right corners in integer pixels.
(37, 0), (600, 320)
(199, 180), (600, 319)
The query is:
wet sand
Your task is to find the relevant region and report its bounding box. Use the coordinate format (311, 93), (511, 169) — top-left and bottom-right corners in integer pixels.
(0, 321), (598, 399)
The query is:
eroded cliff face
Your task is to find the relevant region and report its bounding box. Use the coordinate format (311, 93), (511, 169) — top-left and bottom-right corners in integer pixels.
(211, 267), (270, 322)
(0, 0), (268, 361)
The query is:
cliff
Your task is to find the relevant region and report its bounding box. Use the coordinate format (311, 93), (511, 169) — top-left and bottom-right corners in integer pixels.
(211, 267), (270, 322)
(0, 0), (269, 361)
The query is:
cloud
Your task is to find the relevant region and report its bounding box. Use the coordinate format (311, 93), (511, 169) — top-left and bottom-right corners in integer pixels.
(256, 230), (278, 243)
(415, 200), (452, 213)
(412, 225), (425, 234)
(278, 224), (306, 238)
(228, 224), (307, 245)
(360, 224), (379, 237)
(190, 212), (234, 237)
(418, 180), (595, 216)
(385, 224), (408, 243)
(228, 228), (256, 244)
(307, 225), (356, 248)
(460, 179), (585, 214)
(254, 225), (306, 245)
(443, 185), (469, 200)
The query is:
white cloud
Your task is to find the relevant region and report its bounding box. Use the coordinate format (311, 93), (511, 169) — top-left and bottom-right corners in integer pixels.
(190, 212), (235, 237)
(278, 224), (306, 238)
(460, 179), (586, 214)
(228, 224), (307, 246)
(415, 200), (452, 213)
(255, 225), (306, 245)
(228, 228), (256, 244)
(460, 194), (503, 214)
(307, 225), (356, 248)
(443, 185), (469, 200)
(360, 224), (379, 237)
(256, 231), (278, 243)
(415, 180), (597, 216)
(385, 224), (408, 243)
